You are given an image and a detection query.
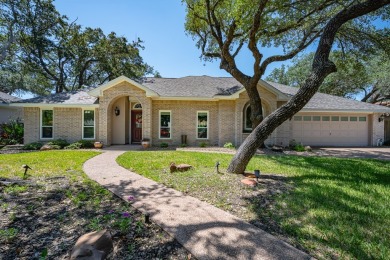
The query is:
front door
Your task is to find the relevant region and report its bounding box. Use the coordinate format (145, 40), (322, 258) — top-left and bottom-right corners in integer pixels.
(131, 111), (142, 143)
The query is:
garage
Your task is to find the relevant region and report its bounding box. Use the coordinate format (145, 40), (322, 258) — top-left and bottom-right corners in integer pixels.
(292, 114), (369, 146)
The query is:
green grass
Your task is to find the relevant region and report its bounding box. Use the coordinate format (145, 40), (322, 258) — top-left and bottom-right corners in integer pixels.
(117, 151), (390, 259)
(0, 150), (99, 180)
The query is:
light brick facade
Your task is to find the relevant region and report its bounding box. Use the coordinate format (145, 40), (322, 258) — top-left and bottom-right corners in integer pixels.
(21, 79), (387, 147)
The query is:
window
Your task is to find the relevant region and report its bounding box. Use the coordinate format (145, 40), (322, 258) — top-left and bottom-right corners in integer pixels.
(359, 117), (366, 122)
(83, 110), (95, 139)
(322, 116), (330, 121)
(244, 105), (252, 131)
(243, 103), (264, 132)
(41, 109), (53, 139)
(331, 116), (339, 121)
(303, 116), (311, 121)
(133, 103), (142, 109)
(294, 116), (302, 121)
(313, 116), (321, 121)
(341, 116), (348, 121)
(159, 111), (171, 139)
(350, 117), (357, 122)
(197, 111), (208, 139)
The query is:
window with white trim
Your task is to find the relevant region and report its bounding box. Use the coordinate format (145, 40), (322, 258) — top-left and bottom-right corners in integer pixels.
(197, 111), (208, 139)
(159, 111), (171, 139)
(41, 109), (53, 139)
(83, 110), (95, 139)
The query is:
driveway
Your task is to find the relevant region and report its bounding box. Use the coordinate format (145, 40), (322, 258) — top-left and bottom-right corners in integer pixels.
(315, 147), (390, 160)
(284, 147), (390, 160)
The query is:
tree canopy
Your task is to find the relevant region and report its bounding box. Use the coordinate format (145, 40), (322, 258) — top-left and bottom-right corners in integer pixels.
(0, 0), (155, 95)
(266, 50), (390, 103)
(184, 0), (390, 173)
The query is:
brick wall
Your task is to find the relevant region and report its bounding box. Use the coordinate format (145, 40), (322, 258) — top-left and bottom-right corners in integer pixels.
(23, 107), (98, 144)
(234, 86), (279, 146)
(372, 113), (385, 146)
(98, 82), (151, 146)
(152, 100), (219, 146)
(54, 108), (82, 142)
(23, 107), (40, 144)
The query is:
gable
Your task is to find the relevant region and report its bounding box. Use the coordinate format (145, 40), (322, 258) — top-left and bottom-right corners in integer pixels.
(88, 76), (159, 97)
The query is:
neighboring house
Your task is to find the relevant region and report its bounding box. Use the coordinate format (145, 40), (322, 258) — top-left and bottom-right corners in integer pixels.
(0, 91), (23, 125)
(10, 75), (390, 147)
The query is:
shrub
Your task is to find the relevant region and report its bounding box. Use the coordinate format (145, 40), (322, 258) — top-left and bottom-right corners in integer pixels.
(223, 142), (235, 149)
(293, 143), (306, 152)
(65, 140), (94, 150)
(48, 144), (61, 150)
(180, 143), (188, 148)
(65, 142), (82, 150)
(289, 139), (297, 148)
(23, 142), (43, 150)
(199, 142), (208, 147)
(0, 118), (24, 145)
(47, 139), (69, 149)
(160, 142), (168, 148)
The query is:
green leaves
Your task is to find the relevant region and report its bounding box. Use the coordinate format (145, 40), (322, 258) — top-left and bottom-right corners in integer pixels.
(266, 50), (390, 102)
(0, 0), (155, 94)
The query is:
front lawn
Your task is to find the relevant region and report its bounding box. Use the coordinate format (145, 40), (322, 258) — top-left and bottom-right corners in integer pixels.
(117, 151), (390, 260)
(0, 151), (189, 259)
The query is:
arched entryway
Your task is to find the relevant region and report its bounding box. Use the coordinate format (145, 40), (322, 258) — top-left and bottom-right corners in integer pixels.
(108, 96), (144, 145)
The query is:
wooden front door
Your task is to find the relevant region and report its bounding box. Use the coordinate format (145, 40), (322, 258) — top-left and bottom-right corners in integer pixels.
(131, 111), (142, 143)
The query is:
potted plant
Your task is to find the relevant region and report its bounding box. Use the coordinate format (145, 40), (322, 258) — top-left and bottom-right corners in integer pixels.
(141, 138), (150, 148)
(94, 141), (103, 149)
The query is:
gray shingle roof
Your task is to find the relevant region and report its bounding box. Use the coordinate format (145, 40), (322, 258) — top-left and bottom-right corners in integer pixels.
(267, 81), (390, 112)
(13, 87), (98, 105)
(0, 91), (21, 104)
(9, 76), (390, 112)
(142, 76), (243, 97)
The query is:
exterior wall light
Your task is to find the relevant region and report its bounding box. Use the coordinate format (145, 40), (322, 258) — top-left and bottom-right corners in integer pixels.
(114, 106), (120, 116)
(379, 113), (389, 122)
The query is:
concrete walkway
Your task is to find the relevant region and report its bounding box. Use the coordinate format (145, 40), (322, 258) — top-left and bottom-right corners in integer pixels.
(83, 145), (310, 260)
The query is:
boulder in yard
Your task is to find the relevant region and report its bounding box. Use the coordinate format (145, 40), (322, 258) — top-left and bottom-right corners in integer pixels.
(70, 229), (113, 260)
(271, 145), (284, 152)
(40, 144), (52, 151)
(241, 179), (257, 187)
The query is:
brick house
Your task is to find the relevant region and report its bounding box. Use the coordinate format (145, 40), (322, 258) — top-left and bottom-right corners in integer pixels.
(10, 75), (390, 147)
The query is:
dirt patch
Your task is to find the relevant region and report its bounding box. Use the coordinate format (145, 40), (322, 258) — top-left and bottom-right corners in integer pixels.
(0, 177), (192, 259)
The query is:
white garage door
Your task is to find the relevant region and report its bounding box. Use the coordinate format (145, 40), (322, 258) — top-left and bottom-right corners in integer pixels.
(292, 115), (369, 146)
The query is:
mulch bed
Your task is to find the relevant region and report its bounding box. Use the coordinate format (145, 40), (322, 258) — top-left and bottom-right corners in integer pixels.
(0, 177), (192, 259)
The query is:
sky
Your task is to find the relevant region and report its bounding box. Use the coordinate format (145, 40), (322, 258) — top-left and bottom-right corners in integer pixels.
(53, 0), (285, 79)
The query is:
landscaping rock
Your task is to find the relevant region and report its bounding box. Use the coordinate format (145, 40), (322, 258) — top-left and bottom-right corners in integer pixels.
(70, 229), (113, 260)
(304, 146), (312, 152)
(170, 163), (193, 173)
(271, 146), (284, 152)
(40, 144), (52, 151)
(241, 179), (257, 187)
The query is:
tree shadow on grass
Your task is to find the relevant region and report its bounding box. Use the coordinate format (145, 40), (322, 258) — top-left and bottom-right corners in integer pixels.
(244, 156), (390, 259)
(102, 177), (310, 260)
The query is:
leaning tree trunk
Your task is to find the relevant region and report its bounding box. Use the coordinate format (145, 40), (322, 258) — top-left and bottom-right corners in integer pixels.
(227, 0), (390, 174)
(227, 68), (333, 173)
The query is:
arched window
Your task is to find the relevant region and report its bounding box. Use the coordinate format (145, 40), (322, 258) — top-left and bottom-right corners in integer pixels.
(243, 103), (264, 132)
(133, 103), (142, 109)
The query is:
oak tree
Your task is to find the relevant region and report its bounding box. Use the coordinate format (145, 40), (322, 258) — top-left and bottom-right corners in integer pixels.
(184, 0), (390, 173)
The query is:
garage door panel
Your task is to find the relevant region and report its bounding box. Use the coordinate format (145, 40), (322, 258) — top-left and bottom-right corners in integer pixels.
(292, 115), (369, 146)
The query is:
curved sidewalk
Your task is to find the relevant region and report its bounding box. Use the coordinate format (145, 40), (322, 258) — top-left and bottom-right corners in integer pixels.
(83, 146), (310, 260)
